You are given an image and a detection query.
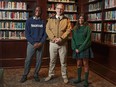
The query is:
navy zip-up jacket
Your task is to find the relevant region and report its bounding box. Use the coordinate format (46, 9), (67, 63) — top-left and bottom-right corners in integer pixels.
(25, 17), (47, 45)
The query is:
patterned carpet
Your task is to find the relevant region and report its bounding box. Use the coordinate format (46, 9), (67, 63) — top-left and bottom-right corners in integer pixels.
(3, 66), (116, 87)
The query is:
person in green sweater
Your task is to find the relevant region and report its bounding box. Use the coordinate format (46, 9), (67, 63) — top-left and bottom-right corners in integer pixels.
(71, 14), (94, 87)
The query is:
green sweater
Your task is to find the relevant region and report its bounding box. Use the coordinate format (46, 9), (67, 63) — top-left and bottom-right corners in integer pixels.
(71, 25), (92, 52)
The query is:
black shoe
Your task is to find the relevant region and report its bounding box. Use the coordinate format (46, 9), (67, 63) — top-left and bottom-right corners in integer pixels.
(20, 75), (27, 83)
(34, 76), (40, 82)
(73, 79), (81, 84)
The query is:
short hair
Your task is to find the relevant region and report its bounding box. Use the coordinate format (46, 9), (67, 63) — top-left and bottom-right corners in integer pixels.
(56, 3), (65, 10)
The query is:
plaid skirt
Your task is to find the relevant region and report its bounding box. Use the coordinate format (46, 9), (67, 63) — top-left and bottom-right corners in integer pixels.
(72, 47), (94, 59)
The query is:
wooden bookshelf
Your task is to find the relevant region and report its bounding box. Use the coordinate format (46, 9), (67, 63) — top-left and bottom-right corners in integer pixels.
(85, 0), (116, 85)
(86, 0), (116, 45)
(0, 0), (37, 68)
(0, 0), (37, 40)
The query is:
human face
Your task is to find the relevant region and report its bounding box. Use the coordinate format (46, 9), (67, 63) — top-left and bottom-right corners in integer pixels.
(79, 16), (84, 25)
(56, 4), (64, 16)
(34, 7), (41, 17)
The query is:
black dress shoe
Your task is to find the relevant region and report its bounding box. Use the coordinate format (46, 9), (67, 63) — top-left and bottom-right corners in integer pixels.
(73, 79), (81, 84)
(34, 76), (40, 82)
(20, 75), (27, 83)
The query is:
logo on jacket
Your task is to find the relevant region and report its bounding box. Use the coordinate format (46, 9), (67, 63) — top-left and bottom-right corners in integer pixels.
(31, 24), (43, 28)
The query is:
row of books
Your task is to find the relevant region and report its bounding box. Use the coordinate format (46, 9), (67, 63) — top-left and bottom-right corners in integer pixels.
(88, 2), (102, 12)
(92, 33), (101, 41)
(0, 11), (29, 20)
(105, 11), (116, 20)
(88, 0), (96, 2)
(104, 34), (116, 44)
(92, 32), (116, 44)
(0, 22), (25, 30)
(0, 1), (27, 10)
(0, 31), (25, 39)
(90, 23), (116, 32)
(47, 4), (77, 11)
(65, 14), (77, 20)
(105, 0), (116, 9)
(89, 23), (102, 31)
(88, 13), (102, 21)
(48, 0), (75, 2)
(104, 23), (116, 32)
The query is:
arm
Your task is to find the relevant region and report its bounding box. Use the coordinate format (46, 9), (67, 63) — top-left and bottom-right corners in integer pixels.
(71, 29), (77, 50)
(46, 19), (56, 40)
(25, 20), (35, 45)
(34, 21), (47, 49)
(78, 26), (92, 52)
(40, 21), (47, 43)
(60, 19), (72, 39)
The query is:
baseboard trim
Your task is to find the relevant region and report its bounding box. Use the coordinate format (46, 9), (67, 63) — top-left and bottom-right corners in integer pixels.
(89, 60), (116, 85)
(1, 57), (76, 69)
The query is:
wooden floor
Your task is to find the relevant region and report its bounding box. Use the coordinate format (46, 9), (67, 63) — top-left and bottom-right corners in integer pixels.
(3, 66), (116, 87)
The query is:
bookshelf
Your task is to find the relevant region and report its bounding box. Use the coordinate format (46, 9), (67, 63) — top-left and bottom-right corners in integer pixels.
(47, 0), (78, 29)
(86, 0), (103, 43)
(0, 0), (36, 40)
(86, 0), (116, 46)
(85, 0), (116, 85)
(0, 0), (37, 68)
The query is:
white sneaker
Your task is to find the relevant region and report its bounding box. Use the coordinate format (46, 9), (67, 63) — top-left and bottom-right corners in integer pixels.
(45, 76), (53, 81)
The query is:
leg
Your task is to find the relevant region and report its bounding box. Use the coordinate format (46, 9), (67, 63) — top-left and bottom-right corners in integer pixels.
(83, 59), (89, 87)
(20, 42), (35, 83)
(45, 42), (58, 81)
(34, 46), (43, 76)
(83, 59), (89, 72)
(58, 44), (68, 83)
(34, 46), (43, 81)
(73, 59), (82, 84)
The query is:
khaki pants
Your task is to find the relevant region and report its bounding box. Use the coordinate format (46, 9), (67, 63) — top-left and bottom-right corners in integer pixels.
(48, 42), (68, 79)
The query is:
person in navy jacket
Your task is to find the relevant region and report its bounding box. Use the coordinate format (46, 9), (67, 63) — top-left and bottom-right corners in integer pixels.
(20, 5), (47, 83)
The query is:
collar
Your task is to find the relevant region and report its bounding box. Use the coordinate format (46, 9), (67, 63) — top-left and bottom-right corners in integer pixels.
(56, 15), (63, 20)
(33, 16), (40, 20)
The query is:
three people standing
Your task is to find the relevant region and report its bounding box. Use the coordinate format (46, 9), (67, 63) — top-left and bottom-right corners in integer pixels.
(20, 3), (93, 87)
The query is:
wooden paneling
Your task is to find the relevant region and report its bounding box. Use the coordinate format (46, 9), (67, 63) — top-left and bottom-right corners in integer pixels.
(0, 40), (27, 58)
(0, 39), (76, 68)
(0, 40), (27, 68)
(90, 42), (116, 85)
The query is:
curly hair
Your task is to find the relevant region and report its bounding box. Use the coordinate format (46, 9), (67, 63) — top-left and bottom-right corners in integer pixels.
(33, 5), (42, 17)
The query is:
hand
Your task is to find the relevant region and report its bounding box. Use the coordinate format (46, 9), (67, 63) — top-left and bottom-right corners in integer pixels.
(55, 38), (62, 44)
(52, 37), (57, 43)
(34, 43), (42, 49)
(37, 43), (42, 48)
(34, 43), (39, 49)
(75, 49), (79, 53)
